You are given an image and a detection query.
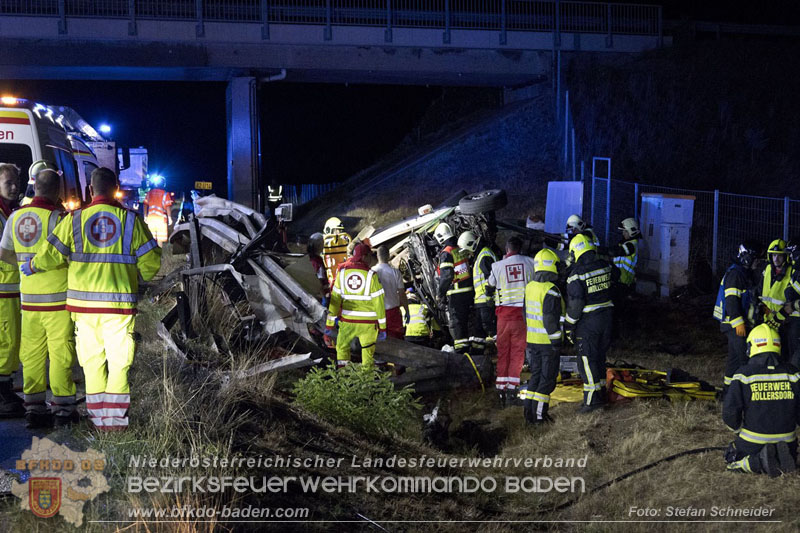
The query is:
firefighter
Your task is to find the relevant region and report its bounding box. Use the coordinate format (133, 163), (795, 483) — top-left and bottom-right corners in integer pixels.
(776, 242), (800, 367)
(458, 230), (497, 355)
(402, 289), (438, 347)
(0, 164), (22, 418)
(144, 186), (174, 246)
(27, 168), (162, 431)
(714, 243), (759, 392)
(322, 217), (351, 286)
(325, 241), (386, 369)
(487, 236), (536, 405)
(611, 217), (641, 337)
(565, 233), (614, 412)
(434, 223), (473, 354)
(267, 181), (284, 214)
(0, 170), (76, 428)
(565, 214), (600, 248)
(754, 239), (795, 357)
(307, 232), (330, 304)
(723, 324), (799, 477)
(522, 248), (565, 424)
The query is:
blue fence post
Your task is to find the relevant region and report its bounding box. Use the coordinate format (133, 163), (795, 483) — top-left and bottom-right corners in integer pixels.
(605, 3), (612, 48)
(128, 0), (137, 36)
(657, 6), (663, 48)
(385, 0), (393, 42)
(195, 0), (205, 37)
(712, 190), (719, 275)
(590, 177), (596, 228)
(261, 0), (270, 40)
(325, 0), (332, 40)
(605, 177), (611, 245)
(784, 196), (790, 242)
(500, 0), (507, 45)
(443, 0), (451, 44)
(634, 182), (639, 222)
(57, 0), (67, 34)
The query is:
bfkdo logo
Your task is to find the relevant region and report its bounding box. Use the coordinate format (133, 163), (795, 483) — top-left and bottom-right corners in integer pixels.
(29, 478), (61, 518)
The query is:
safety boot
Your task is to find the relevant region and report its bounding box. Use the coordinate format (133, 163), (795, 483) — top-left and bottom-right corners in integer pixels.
(758, 444), (780, 478)
(497, 390), (506, 409)
(578, 402), (606, 414)
(54, 411), (81, 428)
(506, 389), (523, 407)
(25, 412), (53, 429)
(0, 381), (24, 418)
(775, 442), (797, 474)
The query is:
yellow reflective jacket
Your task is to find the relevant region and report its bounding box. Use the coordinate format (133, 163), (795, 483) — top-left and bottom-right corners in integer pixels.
(0, 206), (20, 299)
(524, 280), (565, 345)
(32, 197), (162, 314)
(7, 198), (67, 311)
(613, 238), (638, 286)
(473, 246), (497, 305)
(326, 264), (386, 332)
(761, 264), (792, 314)
(402, 302), (438, 337)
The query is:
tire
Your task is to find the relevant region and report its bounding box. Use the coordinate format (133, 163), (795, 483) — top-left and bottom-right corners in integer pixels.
(458, 189), (507, 215)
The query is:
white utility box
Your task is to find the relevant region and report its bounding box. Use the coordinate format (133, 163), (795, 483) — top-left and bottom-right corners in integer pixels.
(638, 193), (695, 298)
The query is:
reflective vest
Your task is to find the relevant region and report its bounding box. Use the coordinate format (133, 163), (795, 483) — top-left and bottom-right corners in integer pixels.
(439, 245), (472, 296)
(326, 265), (386, 331)
(145, 189), (173, 218)
(490, 254), (536, 307)
(613, 239), (638, 286)
(0, 211), (20, 299)
(473, 246), (497, 304)
(403, 303), (432, 337)
(761, 264), (792, 314)
(525, 281), (565, 344)
(323, 232), (351, 285)
(713, 264), (751, 326)
(268, 185), (283, 203)
(8, 201), (66, 311)
(32, 198), (162, 314)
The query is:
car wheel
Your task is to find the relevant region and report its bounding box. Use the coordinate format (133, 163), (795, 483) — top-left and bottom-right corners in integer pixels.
(458, 189), (507, 215)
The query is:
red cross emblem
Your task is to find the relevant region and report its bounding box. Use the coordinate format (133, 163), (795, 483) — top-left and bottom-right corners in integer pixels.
(91, 216), (117, 243)
(346, 273), (364, 291)
(506, 264), (524, 283)
(16, 215), (39, 244)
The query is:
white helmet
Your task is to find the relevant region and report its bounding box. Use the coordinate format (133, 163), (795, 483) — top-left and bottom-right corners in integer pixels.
(457, 231), (479, 254)
(619, 217), (640, 237)
(566, 214), (586, 234)
(433, 223), (454, 246)
(324, 217), (344, 235)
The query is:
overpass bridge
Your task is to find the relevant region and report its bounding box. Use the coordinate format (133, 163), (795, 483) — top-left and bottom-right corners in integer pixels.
(0, 0), (666, 206)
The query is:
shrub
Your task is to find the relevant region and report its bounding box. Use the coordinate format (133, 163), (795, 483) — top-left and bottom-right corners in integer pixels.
(293, 364), (422, 437)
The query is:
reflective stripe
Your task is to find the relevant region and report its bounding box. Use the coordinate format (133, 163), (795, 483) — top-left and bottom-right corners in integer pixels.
(582, 356), (597, 404)
(370, 289), (384, 298)
(729, 373), (800, 384)
(739, 428), (796, 444)
(47, 233), (71, 256)
(446, 286), (474, 295)
(723, 376), (733, 386)
(0, 283), (19, 291)
(21, 292), (67, 303)
(724, 288), (743, 297)
(341, 309), (378, 318)
(761, 296), (784, 305)
(548, 332), (562, 340)
(532, 392), (550, 403)
(728, 316), (744, 328)
(526, 326), (547, 334)
(122, 211), (135, 255)
(583, 301), (613, 313)
(67, 290), (138, 303)
(15, 253), (35, 263)
(136, 239), (159, 257)
(72, 210), (83, 253)
(565, 315), (578, 324)
(340, 294), (373, 301)
(71, 253), (137, 264)
(439, 262), (453, 268)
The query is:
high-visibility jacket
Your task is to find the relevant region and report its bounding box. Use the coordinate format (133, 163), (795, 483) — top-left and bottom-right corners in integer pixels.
(437, 245), (472, 297)
(323, 232), (351, 285)
(0, 205), (20, 300)
(760, 264), (792, 314)
(713, 264), (752, 329)
(32, 197), (162, 314)
(613, 238), (638, 286)
(723, 353), (800, 446)
(473, 246), (497, 305)
(7, 198), (67, 311)
(144, 189), (173, 218)
(403, 302), (434, 337)
(488, 253), (536, 308)
(565, 252), (614, 326)
(524, 279), (565, 345)
(326, 264), (386, 332)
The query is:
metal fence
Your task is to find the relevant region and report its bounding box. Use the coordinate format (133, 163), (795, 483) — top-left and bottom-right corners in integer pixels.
(285, 182), (339, 206)
(0, 0), (662, 35)
(588, 176), (800, 276)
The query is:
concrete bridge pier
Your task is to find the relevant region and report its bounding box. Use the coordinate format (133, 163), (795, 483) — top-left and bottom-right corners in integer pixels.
(227, 77), (261, 209)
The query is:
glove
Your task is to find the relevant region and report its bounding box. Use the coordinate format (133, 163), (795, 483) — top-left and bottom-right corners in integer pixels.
(403, 312), (410, 326)
(734, 323), (746, 337)
(20, 260), (35, 277)
(564, 326), (576, 345)
(377, 331), (387, 342)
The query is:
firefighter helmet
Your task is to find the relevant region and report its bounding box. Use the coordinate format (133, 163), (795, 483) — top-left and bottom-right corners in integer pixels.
(433, 223), (454, 246)
(533, 248), (560, 274)
(746, 323), (781, 358)
(566, 214), (586, 234)
(308, 232), (324, 256)
(457, 231), (479, 254)
(619, 217), (641, 238)
(28, 160), (60, 181)
(324, 217), (344, 235)
(736, 242), (759, 268)
(766, 238), (787, 256)
(786, 242), (800, 265)
(569, 233), (596, 263)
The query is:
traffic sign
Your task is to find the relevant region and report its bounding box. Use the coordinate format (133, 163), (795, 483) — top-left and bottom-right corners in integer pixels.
(195, 181), (212, 190)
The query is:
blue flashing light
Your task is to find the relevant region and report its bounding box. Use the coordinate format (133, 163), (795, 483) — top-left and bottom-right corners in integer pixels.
(99, 124), (112, 134)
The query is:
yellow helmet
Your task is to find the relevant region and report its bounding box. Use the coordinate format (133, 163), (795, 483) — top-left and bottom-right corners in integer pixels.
(533, 248), (560, 274)
(746, 324), (781, 358)
(324, 217), (344, 235)
(767, 238), (787, 257)
(569, 233), (596, 262)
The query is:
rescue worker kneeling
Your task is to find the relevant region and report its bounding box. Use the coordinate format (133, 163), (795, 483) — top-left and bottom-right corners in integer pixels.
(723, 324), (799, 477)
(522, 249), (565, 424)
(325, 241), (386, 369)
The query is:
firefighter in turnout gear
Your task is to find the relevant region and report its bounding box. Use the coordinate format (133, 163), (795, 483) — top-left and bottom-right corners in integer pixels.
(714, 243), (759, 392)
(777, 242), (800, 367)
(402, 289), (438, 347)
(723, 324), (799, 477)
(0, 164), (22, 418)
(487, 236), (536, 405)
(435, 223), (473, 354)
(322, 217), (351, 287)
(522, 248), (565, 424)
(28, 168), (162, 431)
(756, 239), (797, 360)
(611, 217), (641, 338)
(325, 241), (386, 369)
(458, 230), (497, 354)
(0, 170), (76, 428)
(566, 233), (615, 412)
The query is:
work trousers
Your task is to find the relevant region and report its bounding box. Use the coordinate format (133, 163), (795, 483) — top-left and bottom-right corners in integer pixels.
(145, 213), (168, 245)
(336, 321), (378, 369)
(447, 291), (473, 353)
(523, 343), (559, 422)
(723, 328), (748, 390)
(385, 307), (404, 339)
(75, 313), (136, 431)
(0, 296), (20, 383)
(576, 309), (612, 406)
(21, 309), (76, 417)
(726, 439), (798, 474)
(495, 315), (526, 391)
(471, 303), (496, 354)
